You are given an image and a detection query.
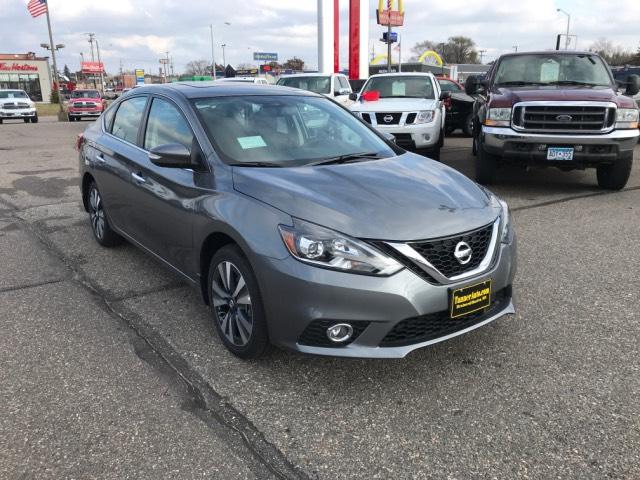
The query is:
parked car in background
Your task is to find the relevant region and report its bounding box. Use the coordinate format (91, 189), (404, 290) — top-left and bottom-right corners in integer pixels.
(466, 51), (640, 189)
(438, 78), (475, 136)
(103, 87), (118, 100)
(67, 89), (106, 121)
(0, 89), (37, 124)
(77, 82), (516, 359)
(349, 73), (448, 159)
(277, 73), (353, 106)
(216, 77), (269, 85)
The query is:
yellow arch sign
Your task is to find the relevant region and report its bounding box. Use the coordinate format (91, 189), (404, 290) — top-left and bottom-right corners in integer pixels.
(418, 50), (444, 66)
(371, 54), (388, 65)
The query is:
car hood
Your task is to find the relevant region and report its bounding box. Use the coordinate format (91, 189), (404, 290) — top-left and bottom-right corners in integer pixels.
(232, 153), (498, 241)
(489, 86), (637, 108)
(350, 97), (438, 113)
(0, 98), (31, 105)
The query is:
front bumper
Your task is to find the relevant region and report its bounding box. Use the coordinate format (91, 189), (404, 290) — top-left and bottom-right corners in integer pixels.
(68, 110), (102, 117)
(0, 108), (36, 118)
(253, 236), (517, 358)
(373, 122), (440, 149)
(483, 126), (639, 163)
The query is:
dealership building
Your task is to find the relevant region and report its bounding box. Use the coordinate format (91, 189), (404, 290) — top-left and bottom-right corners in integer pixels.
(0, 52), (52, 102)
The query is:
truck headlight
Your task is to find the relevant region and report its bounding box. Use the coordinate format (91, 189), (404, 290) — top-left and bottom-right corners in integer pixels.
(279, 219), (402, 276)
(485, 108), (511, 127)
(615, 108), (639, 129)
(415, 110), (435, 124)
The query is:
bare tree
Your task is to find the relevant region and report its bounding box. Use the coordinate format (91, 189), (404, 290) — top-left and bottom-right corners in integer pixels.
(282, 57), (305, 71)
(184, 60), (211, 76)
(589, 38), (636, 66)
(411, 37), (479, 64)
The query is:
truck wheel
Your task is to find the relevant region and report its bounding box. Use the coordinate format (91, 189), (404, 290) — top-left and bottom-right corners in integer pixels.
(429, 146), (441, 161)
(476, 143), (498, 184)
(31, 115), (38, 124)
(596, 156), (632, 190)
(445, 125), (455, 136)
(0, 119), (3, 125)
(462, 113), (474, 137)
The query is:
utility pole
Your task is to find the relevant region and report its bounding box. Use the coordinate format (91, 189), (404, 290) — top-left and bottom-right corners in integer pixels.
(86, 33), (97, 88)
(95, 38), (105, 94)
(165, 51), (170, 82)
(386, 0), (392, 72)
(478, 49), (487, 64)
(513, 45), (518, 52)
(221, 44), (227, 67)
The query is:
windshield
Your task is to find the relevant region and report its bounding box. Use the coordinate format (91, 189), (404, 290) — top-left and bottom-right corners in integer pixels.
(0, 90), (28, 99)
(362, 76), (435, 99)
(72, 90), (100, 98)
(193, 95), (396, 167)
(277, 76), (331, 94)
(494, 54), (613, 86)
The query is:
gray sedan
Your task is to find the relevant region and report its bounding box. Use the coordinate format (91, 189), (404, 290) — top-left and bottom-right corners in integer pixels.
(77, 82), (517, 358)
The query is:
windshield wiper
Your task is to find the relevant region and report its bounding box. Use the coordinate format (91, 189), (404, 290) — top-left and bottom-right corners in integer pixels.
(545, 80), (600, 86)
(307, 152), (386, 167)
(230, 161), (283, 168)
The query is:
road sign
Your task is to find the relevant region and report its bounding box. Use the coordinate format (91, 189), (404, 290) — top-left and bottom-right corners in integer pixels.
(253, 52), (278, 62)
(135, 69), (145, 85)
(382, 32), (398, 44)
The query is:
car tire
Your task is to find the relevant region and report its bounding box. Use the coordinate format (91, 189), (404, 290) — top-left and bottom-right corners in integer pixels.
(476, 142), (498, 184)
(87, 181), (123, 247)
(0, 119), (3, 124)
(68, 115), (75, 122)
(596, 156), (632, 190)
(31, 115), (38, 123)
(445, 125), (455, 136)
(462, 113), (474, 137)
(208, 245), (269, 359)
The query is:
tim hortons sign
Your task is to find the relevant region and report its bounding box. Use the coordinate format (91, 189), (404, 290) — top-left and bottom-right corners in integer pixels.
(0, 63), (39, 72)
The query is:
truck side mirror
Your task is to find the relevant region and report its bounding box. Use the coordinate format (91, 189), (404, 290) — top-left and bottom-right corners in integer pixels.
(465, 75), (482, 95)
(625, 75), (640, 96)
(348, 92), (358, 101)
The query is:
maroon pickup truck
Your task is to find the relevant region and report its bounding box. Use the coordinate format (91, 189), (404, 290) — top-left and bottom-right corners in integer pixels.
(466, 51), (640, 189)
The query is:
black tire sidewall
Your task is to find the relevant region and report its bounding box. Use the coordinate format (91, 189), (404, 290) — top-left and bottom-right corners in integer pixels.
(208, 245), (269, 359)
(597, 156), (632, 190)
(476, 140), (498, 184)
(87, 182), (122, 247)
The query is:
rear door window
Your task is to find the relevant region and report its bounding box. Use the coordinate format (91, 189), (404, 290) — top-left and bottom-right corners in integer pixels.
(111, 96), (148, 144)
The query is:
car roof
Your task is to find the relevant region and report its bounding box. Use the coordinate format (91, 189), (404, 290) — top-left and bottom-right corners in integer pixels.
(279, 73), (338, 78)
(368, 72), (435, 79)
(498, 50), (601, 58)
(126, 82), (320, 99)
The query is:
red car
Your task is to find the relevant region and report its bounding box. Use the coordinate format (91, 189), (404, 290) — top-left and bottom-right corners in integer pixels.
(67, 89), (105, 121)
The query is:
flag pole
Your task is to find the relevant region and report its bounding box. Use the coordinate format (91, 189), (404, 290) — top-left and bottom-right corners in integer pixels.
(44, 3), (64, 117)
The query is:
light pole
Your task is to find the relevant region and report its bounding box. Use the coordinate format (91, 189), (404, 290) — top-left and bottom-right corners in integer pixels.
(478, 49), (487, 64)
(557, 8), (571, 50)
(209, 21), (231, 79)
(221, 44), (227, 67)
(40, 42), (65, 111)
(95, 39), (105, 94)
(513, 45), (518, 52)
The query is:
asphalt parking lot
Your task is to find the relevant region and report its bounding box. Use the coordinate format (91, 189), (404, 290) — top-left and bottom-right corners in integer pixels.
(1, 117), (639, 479)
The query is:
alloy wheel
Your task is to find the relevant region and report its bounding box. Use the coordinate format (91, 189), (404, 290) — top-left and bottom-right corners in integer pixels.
(211, 261), (253, 346)
(88, 187), (105, 240)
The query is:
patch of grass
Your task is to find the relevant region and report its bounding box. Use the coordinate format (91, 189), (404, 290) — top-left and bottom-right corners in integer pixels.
(36, 103), (64, 117)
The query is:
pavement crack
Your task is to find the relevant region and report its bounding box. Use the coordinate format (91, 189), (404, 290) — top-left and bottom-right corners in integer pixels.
(0, 278), (67, 294)
(9, 208), (309, 480)
(511, 185), (640, 212)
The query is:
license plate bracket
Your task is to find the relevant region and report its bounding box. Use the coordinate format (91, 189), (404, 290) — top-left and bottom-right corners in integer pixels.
(450, 280), (492, 319)
(547, 147), (574, 161)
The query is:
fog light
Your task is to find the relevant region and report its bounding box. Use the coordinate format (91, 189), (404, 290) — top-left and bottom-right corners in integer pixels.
(423, 134), (431, 141)
(326, 323), (353, 343)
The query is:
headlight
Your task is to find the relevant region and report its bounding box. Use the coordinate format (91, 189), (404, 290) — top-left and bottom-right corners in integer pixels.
(485, 107), (511, 127)
(498, 199), (513, 244)
(415, 110), (435, 124)
(615, 108), (639, 129)
(278, 218), (403, 276)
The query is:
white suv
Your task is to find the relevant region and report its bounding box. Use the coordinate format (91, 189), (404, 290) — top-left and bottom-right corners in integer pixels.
(277, 73), (353, 106)
(349, 73), (447, 160)
(0, 89), (38, 124)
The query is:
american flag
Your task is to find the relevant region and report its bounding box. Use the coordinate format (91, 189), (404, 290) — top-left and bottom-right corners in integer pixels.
(27, 0), (48, 18)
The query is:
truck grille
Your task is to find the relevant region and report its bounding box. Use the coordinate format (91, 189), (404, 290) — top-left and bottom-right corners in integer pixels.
(512, 104), (615, 133)
(375, 112), (402, 125)
(2, 102), (29, 110)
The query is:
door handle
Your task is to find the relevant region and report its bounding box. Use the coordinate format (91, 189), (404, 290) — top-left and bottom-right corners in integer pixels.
(96, 153), (106, 163)
(131, 172), (146, 184)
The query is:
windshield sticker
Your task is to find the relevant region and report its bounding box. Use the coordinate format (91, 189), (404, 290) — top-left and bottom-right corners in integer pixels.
(391, 81), (406, 96)
(237, 136), (267, 149)
(540, 61), (560, 83)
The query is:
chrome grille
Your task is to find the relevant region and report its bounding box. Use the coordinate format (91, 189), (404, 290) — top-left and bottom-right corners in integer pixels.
(512, 103), (615, 133)
(375, 112), (402, 125)
(2, 102), (29, 110)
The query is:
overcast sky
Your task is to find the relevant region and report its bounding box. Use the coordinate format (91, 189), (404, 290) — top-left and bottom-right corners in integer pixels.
(1, 0), (638, 75)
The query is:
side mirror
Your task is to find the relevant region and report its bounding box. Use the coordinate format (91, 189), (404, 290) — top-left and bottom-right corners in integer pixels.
(348, 92), (358, 101)
(149, 143), (192, 168)
(439, 91), (452, 101)
(335, 88), (351, 96)
(465, 75), (482, 95)
(625, 75), (640, 96)
(381, 132), (396, 144)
